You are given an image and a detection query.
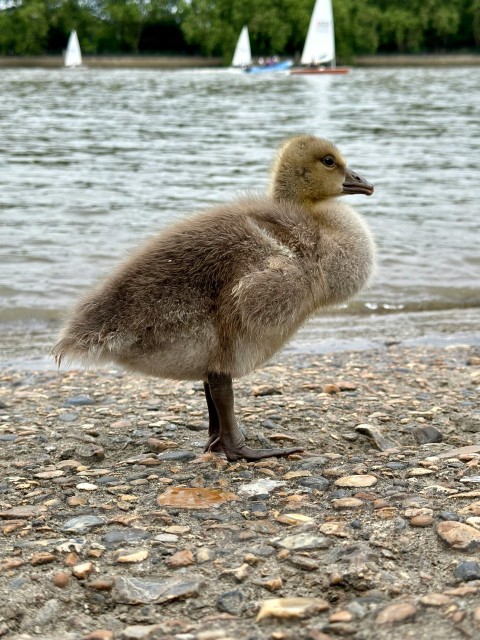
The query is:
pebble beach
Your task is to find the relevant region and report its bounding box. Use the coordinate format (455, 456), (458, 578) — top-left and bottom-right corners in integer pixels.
(1, 343), (480, 640)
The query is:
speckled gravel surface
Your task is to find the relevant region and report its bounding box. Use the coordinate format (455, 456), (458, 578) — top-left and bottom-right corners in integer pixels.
(1, 344), (480, 640)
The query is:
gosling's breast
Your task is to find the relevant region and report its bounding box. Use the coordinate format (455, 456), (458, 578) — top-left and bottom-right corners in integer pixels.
(315, 203), (376, 305)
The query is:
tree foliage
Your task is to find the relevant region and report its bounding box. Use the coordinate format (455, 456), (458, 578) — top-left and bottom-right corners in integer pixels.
(0, 0), (478, 58)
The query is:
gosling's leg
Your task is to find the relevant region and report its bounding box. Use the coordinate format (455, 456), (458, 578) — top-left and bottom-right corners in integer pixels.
(203, 381), (220, 452)
(205, 372), (303, 462)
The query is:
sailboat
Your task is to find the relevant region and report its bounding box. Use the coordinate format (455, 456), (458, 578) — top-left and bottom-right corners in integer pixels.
(64, 30), (82, 68)
(231, 26), (252, 68)
(231, 25), (293, 73)
(290, 0), (349, 75)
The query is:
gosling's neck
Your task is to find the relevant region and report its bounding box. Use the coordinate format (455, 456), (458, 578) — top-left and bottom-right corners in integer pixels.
(269, 181), (335, 216)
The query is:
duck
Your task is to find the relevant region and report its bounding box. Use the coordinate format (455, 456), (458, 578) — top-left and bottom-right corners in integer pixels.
(53, 134), (375, 462)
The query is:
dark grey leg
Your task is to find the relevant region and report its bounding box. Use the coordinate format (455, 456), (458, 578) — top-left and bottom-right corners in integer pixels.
(205, 372), (303, 462)
(203, 381), (220, 452)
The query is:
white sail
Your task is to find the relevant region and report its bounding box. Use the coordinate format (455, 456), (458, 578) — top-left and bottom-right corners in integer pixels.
(64, 30), (82, 68)
(300, 0), (336, 66)
(232, 26), (252, 67)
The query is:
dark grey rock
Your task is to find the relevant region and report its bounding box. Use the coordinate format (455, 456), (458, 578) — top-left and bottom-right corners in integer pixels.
(0, 434), (17, 442)
(385, 461), (407, 470)
(297, 476), (330, 491)
(355, 424), (396, 451)
(113, 575), (203, 605)
(296, 456), (327, 470)
(216, 589), (245, 615)
(262, 419), (278, 430)
(61, 515), (106, 533)
(96, 475), (120, 485)
(34, 598), (60, 626)
(75, 443), (105, 461)
(248, 544), (275, 557)
(453, 560), (480, 582)
(437, 511), (461, 522)
(157, 450), (196, 461)
(330, 489), (353, 499)
(64, 395), (95, 406)
(412, 425), (443, 444)
(103, 528), (152, 547)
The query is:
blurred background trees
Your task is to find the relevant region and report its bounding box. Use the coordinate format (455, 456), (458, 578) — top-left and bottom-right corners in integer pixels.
(0, 0), (478, 59)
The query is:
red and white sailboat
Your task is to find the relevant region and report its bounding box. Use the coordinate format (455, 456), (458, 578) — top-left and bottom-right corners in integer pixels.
(291, 0), (349, 75)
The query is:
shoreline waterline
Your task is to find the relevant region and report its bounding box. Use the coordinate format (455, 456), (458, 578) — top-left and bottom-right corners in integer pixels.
(2, 306), (479, 371)
(0, 53), (479, 69)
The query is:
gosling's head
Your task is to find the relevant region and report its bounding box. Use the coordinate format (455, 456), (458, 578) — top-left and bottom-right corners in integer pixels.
(270, 135), (374, 206)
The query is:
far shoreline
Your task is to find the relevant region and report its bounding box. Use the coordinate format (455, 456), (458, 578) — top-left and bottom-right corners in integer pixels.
(1, 53), (480, 69)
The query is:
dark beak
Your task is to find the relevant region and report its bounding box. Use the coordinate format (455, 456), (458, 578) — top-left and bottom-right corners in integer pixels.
(342, 168), (374, 196)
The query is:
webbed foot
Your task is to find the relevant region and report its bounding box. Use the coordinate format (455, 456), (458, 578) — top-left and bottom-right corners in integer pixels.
(203, 372), (303, 462)
(205, 438), (303, 462)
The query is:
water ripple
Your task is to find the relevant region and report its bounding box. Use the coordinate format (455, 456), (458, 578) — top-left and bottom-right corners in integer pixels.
(1, 67), (479, 360)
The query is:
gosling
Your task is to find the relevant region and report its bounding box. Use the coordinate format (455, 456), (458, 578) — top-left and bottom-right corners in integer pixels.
(53, 135), (375, 462)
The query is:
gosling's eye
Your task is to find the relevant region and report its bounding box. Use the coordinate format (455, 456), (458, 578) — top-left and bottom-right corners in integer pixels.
(322, 156), (336, 167)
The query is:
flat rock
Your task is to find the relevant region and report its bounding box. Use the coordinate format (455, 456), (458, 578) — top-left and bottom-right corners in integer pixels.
(436, 521), (480, 551)
(157, 450), (195, 461)
(61, 515), (106, 532)
(256, 597), (329, 621)
(0, 505), (46, 519)
(434, 445), (480, 459)
(331, 497), (364, 509)
(461, 476), (480, 484)
(165, 549), (195, 568)
(0, 557), (26, 573)
(64, 395), (95, 406)
(375, 602), (417, 624)
(320, 522), (351, 538)
(103, 528), (151, 547)
(355, 424), (396, 451)
(76, 482), (98, 491)
(271, 533), (331, 551)
(157, 486), (239, 509)
(238, 478), (286, 497)
(30, 552), (56, 566)
(116, 549), (149, 564)
(335, 475), (378, 488)
(419, 593), (451, 607)
(113, 575), (203, 605)
(251, 385), (282, 396)
(297, 476), (330, 490)
(34, 470), (64, 479)
(118, 626), (163, 640)
(276, 513), (315, 525)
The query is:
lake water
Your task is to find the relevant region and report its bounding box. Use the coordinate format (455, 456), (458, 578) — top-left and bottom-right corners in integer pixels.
(1, 66), (479, 368)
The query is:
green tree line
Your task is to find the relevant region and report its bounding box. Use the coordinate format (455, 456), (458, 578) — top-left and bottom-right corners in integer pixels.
(0, 0), (479, 61)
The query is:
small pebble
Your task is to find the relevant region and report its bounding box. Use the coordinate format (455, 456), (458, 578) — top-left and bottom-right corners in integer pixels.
(72, 562), (94, 579)
(53, 572), (70, 588)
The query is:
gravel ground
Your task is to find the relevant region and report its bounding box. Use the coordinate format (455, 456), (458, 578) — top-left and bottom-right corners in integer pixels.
(1, 343), (480, 640)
